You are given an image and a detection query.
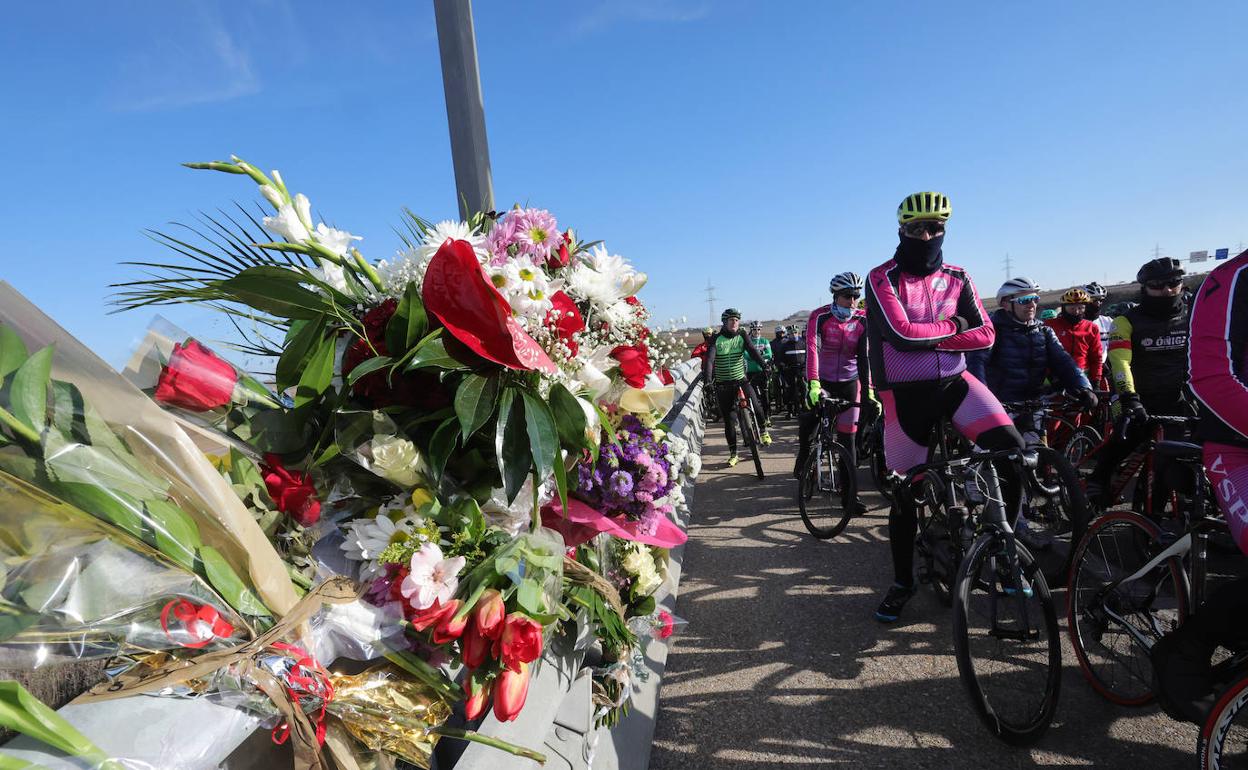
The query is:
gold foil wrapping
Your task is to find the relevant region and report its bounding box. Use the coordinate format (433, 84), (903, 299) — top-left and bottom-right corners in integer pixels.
(330, 666), (452, 770)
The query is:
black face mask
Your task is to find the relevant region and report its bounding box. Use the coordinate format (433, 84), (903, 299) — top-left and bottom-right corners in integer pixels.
(1140, 292), (1183, 317)
(894, 233), (945, 276)
(1085, 303), (1101, 320)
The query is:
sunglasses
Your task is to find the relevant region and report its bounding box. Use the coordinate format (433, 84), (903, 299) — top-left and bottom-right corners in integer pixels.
(837, 291), (862, 299)
(1012, 294), (1040, 305)
(902, 220), (945, 237)
(1145, 279), (1184, 290)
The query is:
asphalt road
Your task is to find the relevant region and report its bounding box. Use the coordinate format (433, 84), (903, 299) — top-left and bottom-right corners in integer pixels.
(650, 417), (1199, 769)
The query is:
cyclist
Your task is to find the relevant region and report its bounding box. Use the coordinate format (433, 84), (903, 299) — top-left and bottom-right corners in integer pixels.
(1150, 248), (1248, 725)
(778, 324), (807, 416)
(745, 320), (774, 427)
(794, 272), (878, 514)
(967, 277), (1097, 445)
(770, 324), (788, 360)
(691, 327), (713, 365)
(1085, 257), (1193, 507)
(1045, 287), (1106, 391)
(866, 191), (1025, 622)
(1039, 308), (1058, 321)
(1083, 281), (1115, 356)
(704, 308), (772, 467)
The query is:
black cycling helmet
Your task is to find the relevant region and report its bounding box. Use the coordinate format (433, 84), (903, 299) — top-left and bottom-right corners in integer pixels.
(721, 307), (742, 322)
(1137, 257), (1185, 284)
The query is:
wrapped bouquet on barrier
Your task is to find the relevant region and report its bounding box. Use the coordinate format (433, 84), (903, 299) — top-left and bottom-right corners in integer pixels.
(0, 154), (702, 768)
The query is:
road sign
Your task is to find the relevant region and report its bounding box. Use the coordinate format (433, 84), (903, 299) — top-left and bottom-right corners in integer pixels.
(1216, 248), (1230, 260)
(1190, 250), (1208, 262)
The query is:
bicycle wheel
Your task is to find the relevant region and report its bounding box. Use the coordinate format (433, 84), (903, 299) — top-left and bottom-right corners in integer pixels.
(953, 532), (1061, 746)
(1200, 672), (1248, 769)
(914, 477), (960, 606)
(1062, 425), (1101, 468)
(744, 408), (765, 479)
(797, 440), (855, 539)
(1067, 510), (1188, 705)
(1020, 447), (1092, 588)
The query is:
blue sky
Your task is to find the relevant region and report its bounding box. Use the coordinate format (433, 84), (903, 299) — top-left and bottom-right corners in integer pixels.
(3, 1), (1247, 364)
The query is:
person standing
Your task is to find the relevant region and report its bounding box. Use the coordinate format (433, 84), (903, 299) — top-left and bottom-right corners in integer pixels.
(1045, 287), (1106, 391)
(745, 321), (774, 427)
(865, 191), (1024, 622)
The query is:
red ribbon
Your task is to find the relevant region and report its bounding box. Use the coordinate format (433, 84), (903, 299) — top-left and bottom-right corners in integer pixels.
(269, 642), (335, 748)
(159, 599), (235, 650)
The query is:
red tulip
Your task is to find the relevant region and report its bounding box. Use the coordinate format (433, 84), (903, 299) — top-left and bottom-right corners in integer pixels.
(461, 624), (492, 669)
(463, 674), (493, 721)
(432, 600), (468, 644)
(154, 339), (238, 411)
(493, 661), (531, 722)
(472, 589), (506, 640)
(408, 598), (456, 631)
(259, 454), (321, 527)
(496, 613), (543, 672)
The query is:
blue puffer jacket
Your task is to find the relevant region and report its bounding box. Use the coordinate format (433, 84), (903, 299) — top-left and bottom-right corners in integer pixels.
(967, 309), (1090, 403)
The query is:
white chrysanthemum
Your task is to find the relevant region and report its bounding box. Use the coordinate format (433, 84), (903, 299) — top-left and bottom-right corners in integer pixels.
(566, 262), (621, 310)
(374, 220), (489, 298)
(601, 299), (637, 330)
(340, 514), (425, 578)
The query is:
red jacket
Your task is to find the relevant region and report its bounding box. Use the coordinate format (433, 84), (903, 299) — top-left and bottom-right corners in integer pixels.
(1045, 313), (1104, 389)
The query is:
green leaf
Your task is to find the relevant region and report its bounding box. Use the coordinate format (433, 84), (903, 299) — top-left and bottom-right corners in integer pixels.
(548, 383), (588, 451)
(143, 499), (202, 571)
(516, 579), (545, 615)
(454, 373), (500, 441)
(52, 482), (145, 540)
(631, 594), (657, 617)
(9, 346), (53, 434)
(294, 334), (336, 407)
(520, 390), (558, 482)
(48, 380), (87, 445)
(404, 334), (465, 372)
(216, 266), (336, 320)
(495, 389), (531, 504)
(0, 608), (40, 644)
(553, 454), (569, 516)
(231, 408), (313, 455)
(428, 418), (459, 484)
(385, 281), (428, 354)
(276, 316), (327, 392)
(0, 325), (28, 381)
(200, 545), (269, 617)
(0, 681), (116, 769)
(345, 355), (393, 386)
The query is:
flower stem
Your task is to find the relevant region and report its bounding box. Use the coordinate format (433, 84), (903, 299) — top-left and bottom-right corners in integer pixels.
(530, 471), (541, 534)
(0, 405), (40, 444)
(351, 248), (385, 292)
(431, 726), (548, 764)
(383, 650), (463, 701)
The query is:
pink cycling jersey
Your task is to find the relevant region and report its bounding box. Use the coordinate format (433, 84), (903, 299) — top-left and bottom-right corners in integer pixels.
(805, 305), (868, 383)
(865, 259), (994, 389)
(1189, 249), (1248, 447)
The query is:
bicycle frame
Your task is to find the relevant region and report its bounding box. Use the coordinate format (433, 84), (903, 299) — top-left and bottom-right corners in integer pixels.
(1076, 414), (1195, 516)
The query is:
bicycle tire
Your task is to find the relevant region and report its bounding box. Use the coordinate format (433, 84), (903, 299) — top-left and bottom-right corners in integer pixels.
(914, 478), (958, 607)
(797, 440), (856, 539)
(953, 533), (1061, 746)
(1066, 510), (1188, 705)
(1023, 447), (1092, 588)
(745, 408), (765, 479)
(1199, 671), (1248, 769)
(1062, 425), (1101, 468)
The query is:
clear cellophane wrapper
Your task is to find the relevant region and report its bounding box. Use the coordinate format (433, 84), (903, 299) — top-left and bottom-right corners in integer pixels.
(0, 282), (298, 619)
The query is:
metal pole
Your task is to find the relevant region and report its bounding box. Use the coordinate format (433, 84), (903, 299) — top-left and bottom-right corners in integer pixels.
(433, 0), (494, 219)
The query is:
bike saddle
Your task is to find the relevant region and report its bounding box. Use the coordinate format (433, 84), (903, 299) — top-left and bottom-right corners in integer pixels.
(1155, 440), (1203, 462)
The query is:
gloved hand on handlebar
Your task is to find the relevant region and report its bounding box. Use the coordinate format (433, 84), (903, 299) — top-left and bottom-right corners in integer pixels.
(1121, 392), (1147, 422)
(861, 389), (882, 422)
(808, 380), (822, 407)
(1076, 388), (1098, 412)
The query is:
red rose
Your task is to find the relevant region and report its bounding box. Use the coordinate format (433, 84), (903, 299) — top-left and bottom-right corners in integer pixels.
(544, 291), (585, 357)
(154, 340), (238, 412)
(658, 368), (674, 385)
(610, 344), (653, 389)
(259, 454), (321, 527)
(422, 239), (556, 373)
(546, 234), (572, 269)
(342, 300), (450, 409)
(495, 613), (543, 672)
(493, 661), (532, 722)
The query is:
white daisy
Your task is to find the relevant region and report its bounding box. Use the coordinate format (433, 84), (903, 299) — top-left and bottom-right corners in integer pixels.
(340, 514), (424, 578)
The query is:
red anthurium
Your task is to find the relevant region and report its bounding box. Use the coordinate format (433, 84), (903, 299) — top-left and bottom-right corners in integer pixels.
(493, 661), (532, 722)
(610, 343), (653, 389)
(422, 239), (556, 373)
(544, 291), (585, 357)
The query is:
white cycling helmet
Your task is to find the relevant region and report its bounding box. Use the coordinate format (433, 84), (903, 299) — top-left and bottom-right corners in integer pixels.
(996, 276), (1041, 302)
(1083, 281), (1107, 300)
(829, 271), (865, 295)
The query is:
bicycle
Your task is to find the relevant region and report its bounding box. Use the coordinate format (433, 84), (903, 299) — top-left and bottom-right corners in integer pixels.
(1000, 396), (1095, 586)
(856, 411), (893, 504)
(796, 395), (859, 539)
(900, 439), (1062, 745)
(730, 382), (765, 479)
(1072, 413), (1197, 519)
(1068, 439), (1242, 707)
(1047, 389), (1113, 467)
(1199, 656), (1248, 769)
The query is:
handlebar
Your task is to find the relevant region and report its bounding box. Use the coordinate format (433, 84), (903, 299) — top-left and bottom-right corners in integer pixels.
(897, 446), (1039, 489)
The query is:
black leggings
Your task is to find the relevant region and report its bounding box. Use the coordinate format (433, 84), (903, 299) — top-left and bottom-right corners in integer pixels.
(715, 379), (765, 454)
(795, 380), (859, 475)
(747, 371), (771, 421)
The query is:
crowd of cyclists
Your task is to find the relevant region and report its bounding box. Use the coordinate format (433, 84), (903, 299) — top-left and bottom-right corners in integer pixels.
(696, 190), (1248, 757)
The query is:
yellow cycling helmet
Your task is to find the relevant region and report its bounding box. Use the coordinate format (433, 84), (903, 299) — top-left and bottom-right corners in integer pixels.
(1060, 288), (1090, 304)
(897, 191), (953, 223)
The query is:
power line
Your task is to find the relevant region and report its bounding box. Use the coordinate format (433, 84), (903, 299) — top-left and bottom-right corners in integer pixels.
(704, 279), (717, 328)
